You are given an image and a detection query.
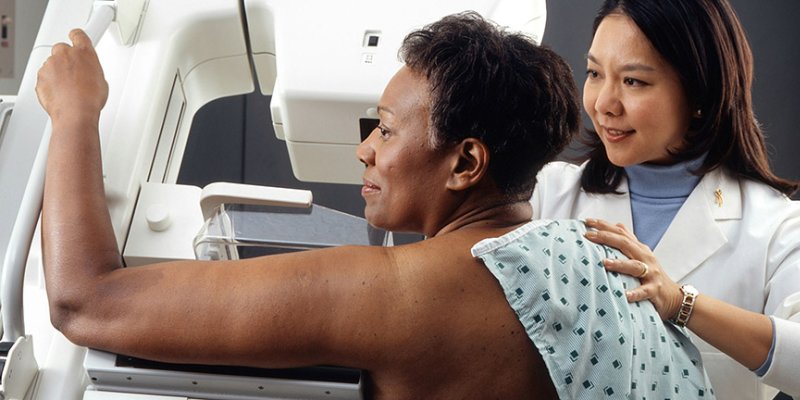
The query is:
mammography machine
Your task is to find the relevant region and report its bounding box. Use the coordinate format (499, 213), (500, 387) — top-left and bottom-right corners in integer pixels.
(0, 0), (546, 398)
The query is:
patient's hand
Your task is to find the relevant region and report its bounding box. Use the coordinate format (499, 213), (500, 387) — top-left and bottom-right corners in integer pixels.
(583, 218), (683, 322)
(36, 29), (108, 125)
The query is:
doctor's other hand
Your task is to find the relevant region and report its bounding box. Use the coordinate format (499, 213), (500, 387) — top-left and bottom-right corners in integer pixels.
(583, 218), (683, 322)
(36, 29), (108, 124)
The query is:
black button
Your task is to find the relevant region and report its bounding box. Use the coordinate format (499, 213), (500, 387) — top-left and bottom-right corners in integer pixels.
(367, 35), (379, 47)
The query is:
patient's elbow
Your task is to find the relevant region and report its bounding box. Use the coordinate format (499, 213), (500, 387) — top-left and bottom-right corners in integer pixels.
(43, 258), (117, 345)
(47, 291), (94, 347)
(49, 297), (79, 337)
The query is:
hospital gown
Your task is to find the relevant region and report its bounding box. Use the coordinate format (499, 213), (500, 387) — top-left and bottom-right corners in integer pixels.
(471, 219), (715, 399)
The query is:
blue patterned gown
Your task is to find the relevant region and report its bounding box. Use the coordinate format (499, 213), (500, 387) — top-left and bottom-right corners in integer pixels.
(471, 219), (715, 399)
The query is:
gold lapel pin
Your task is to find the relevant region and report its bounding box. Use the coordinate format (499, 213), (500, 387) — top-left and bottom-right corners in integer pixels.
(714, 188), (724, 207)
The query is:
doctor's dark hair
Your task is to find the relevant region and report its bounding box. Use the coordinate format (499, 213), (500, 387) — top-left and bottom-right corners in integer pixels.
(581, 0), (798, 195)
(399, 11), (580, 199)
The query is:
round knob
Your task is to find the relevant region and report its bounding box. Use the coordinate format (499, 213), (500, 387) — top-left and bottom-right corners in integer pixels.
(146, 204), (171, 232)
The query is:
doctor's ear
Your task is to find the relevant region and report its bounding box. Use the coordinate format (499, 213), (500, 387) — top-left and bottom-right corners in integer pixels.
(446, 138), (489, 191)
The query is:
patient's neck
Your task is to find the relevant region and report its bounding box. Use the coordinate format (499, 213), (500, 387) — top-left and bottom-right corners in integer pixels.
(430, 194), (532, 238)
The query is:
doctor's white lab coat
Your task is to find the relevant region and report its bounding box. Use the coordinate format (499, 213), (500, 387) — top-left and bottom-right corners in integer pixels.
(531, 161), (800, 400)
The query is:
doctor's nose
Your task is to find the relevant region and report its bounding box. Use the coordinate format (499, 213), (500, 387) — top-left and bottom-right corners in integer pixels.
(593, 83), (623, 117)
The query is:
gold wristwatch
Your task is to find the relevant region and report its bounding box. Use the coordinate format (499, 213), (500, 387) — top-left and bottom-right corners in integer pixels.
(672, 284), (698, 328)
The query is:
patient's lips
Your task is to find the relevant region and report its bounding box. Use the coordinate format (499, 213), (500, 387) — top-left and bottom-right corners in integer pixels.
(361, 179), (380, 197)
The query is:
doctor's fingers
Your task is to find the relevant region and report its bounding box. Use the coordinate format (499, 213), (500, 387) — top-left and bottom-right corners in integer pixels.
(628, 279), (681, 321)
(603, 259), (673, 315)
(585, 219), (638, 241)
(624, 283), (676, 320)
(603, 258), (656, 280)
(584, 227), (649, 261)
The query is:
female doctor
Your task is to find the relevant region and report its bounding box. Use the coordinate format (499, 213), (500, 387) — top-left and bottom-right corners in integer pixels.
(531, 0), (800, 398)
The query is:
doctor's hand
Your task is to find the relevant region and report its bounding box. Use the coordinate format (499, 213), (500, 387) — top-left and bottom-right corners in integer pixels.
(36, 29), (108, 125)
(583, 218), (683, 322)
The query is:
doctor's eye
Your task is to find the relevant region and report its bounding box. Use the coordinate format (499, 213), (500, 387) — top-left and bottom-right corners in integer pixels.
(586, 69), (600, 79)
(623, 77), (647, 87)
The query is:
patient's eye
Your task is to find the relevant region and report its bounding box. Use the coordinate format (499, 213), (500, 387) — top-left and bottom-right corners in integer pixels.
(586, 69), (599, 79)
(378, 125), (391, 139)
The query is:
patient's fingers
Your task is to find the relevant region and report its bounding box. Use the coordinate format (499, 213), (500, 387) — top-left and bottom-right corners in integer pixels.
(51, 42), (71, 55)
(69, 29), (93, 48)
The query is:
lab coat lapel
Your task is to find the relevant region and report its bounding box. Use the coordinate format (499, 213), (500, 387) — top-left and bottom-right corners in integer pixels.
(654, 169), (741, 281)
(578, 178), (634, 229)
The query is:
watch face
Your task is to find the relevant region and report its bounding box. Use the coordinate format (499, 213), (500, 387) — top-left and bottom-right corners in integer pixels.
(682, 285), (699, 296)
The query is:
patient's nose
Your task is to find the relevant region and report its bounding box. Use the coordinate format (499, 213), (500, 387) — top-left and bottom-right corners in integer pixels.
(356, 128), (378, 166)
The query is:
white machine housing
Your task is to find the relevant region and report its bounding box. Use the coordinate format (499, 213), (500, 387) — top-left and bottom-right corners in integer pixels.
(261, 1), (546, 184)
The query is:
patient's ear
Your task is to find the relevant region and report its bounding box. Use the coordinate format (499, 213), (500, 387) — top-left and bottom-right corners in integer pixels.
(447, 138), (489, 191)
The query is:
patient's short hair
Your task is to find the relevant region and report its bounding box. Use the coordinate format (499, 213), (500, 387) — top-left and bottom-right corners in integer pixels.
(399, 11), (580, 199)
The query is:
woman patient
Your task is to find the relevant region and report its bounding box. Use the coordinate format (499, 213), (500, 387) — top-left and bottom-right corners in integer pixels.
(37, 11), (713, 399)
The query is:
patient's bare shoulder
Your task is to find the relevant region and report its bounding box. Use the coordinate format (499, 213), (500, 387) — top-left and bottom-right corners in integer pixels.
(356, 230), (556, 398)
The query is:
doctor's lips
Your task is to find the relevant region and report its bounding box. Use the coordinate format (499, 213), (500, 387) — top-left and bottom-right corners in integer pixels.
(600, 125), (635, 142)
(361, 179), (381, 196)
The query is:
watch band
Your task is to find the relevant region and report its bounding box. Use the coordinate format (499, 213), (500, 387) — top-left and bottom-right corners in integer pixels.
(672, 284), (698, 328)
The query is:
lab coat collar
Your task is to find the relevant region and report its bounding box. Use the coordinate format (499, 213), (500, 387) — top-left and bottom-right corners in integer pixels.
(575, 168), (742, 282)
(654, 168), (742, 281)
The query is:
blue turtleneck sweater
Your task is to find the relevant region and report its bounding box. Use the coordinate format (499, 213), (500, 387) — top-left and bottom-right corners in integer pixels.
(624, 157), (705, 250)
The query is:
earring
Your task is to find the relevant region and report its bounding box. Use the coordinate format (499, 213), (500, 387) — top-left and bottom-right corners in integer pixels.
(694, 108), (703, 118)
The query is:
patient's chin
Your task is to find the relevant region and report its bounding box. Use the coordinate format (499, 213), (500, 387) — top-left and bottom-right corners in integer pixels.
(365, 215), (405, 236)
(366, 217), (391, 232)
